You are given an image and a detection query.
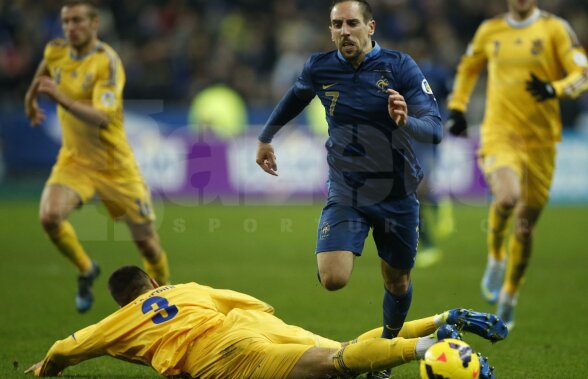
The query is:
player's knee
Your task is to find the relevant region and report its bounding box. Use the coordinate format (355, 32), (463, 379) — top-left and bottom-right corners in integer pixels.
(39, 211), (62, 231)
(495, 194), (519, 211)
(385, 281), (410, 296)
(134, 236), (161, 259)
(514, 223), (534, 240)
(318, 272), (349, 291)
(135, 238), (156, 255)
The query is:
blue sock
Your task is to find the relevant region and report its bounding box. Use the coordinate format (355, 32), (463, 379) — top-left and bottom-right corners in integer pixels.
(381, 282), (413, 339)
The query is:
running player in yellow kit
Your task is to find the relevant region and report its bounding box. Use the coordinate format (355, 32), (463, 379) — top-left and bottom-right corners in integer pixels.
(25, 265), (506, 378)
(23, 0), (170, 313)
(446, 0), (588, 329)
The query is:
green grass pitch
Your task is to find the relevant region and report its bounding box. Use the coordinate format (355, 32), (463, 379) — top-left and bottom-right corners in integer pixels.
(0, 199), (586, 378)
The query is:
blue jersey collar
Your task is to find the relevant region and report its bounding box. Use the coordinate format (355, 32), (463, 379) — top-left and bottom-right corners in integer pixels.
(336, 41), (381, 65)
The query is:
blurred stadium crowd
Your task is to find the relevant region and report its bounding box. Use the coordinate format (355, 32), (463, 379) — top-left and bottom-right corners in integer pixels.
(1, 0), (588, 126)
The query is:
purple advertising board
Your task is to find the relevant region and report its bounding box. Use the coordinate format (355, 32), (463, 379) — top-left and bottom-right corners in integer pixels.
(131, 129), (490, 202)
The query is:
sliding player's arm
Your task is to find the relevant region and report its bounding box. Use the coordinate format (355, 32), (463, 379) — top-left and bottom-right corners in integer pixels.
(206, 286), (275, 315)
(25, 324), (106, 377)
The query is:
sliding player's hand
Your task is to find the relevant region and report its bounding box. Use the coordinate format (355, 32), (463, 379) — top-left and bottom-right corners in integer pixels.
(526, 73), (556, 102)
(387, 89), (407, 127)
(24, 361), (42, 376)
(445, 109), (468, 137)
(256, 142), (278, 176)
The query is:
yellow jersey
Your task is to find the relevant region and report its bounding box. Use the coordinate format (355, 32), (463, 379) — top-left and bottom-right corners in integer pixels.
(37, 283), (274, 377)
(448, 9), (588, 148)
(44, 39), (136, 171)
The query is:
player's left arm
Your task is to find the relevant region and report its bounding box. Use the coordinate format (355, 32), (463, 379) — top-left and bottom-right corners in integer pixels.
(206, 286), (275, 315)
(256, 55), (317, 176)
(550, 19), (588, 99)
(391, 55), (443, 144)
(91, 51), (125, 125)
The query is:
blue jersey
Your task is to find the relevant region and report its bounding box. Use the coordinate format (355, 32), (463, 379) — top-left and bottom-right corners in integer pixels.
(260, 42), (442, 205)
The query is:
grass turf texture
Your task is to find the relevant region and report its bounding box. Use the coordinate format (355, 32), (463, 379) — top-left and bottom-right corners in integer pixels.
(0, 199), (586, 378)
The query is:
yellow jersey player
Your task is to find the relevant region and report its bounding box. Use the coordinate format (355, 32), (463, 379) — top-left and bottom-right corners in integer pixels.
(23, 0), (170, 313)
(25, 265), (506, 378)
(445, 0), (588, 330)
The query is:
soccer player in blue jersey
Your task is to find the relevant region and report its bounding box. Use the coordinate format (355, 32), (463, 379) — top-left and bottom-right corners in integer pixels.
(256, 1), (442, 377)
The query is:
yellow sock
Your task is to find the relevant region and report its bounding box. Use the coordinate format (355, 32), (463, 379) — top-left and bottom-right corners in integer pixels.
(143, 251), (170, 285)
(487, 202), (512, 261)
(354, 316), (437, 342)
(503, 235), (531, 295)
(46, 221), (92, 273)
(397, 316), (438, 338)
(333, 337), (417, 375)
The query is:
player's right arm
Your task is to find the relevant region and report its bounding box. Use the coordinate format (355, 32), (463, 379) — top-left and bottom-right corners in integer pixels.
(26, 324), (105, 377)
(256, 87), (314, 176)
(256, 56), (317, 176)
(24, 59), (50, 127)
(446, 20), (491, 136)
(37, 77), (111, 129)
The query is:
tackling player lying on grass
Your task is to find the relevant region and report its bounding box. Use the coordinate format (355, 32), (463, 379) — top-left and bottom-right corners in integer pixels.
(26, 265), (507, 378)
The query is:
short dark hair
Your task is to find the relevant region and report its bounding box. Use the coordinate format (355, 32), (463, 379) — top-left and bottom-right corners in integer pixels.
(108, 265), (153, 306)
(62, 0), (99, 18)
(330, 0), (373, 23)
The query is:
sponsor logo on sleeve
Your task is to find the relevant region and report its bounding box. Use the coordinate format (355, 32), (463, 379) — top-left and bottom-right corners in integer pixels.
(100, 91), (115, 107)
(421, 79), (433, 95)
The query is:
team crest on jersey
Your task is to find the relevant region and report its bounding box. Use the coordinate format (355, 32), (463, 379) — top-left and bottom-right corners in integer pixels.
(319, 222), (331, 240)
(531, 39), (543, 56)
(82, 74), (93, 91)
(421, 79), (433, 95)
(376, 77), (389, 92)
(100, 91), (115, 107)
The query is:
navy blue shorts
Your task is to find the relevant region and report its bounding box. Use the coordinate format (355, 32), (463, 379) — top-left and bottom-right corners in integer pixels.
(315, 194), (420, 269)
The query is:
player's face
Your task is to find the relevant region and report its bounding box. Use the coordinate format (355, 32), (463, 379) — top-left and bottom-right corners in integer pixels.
(61, 5), (98, 51)
(330, 1), (375, 66)
(507, 0), (537, 19)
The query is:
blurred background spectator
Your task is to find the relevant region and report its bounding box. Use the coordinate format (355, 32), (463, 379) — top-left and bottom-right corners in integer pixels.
(2, 0), (587, 127)
(1, 0), (588, 193)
